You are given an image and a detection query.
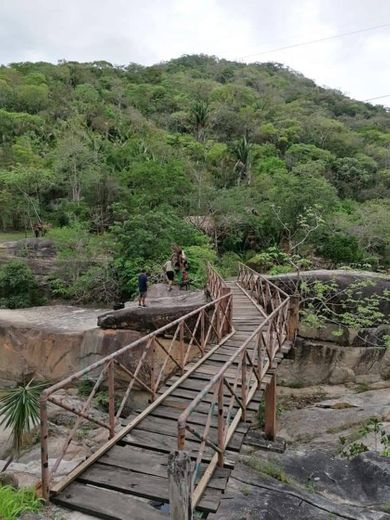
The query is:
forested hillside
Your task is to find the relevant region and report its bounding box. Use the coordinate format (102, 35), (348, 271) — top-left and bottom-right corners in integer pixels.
(0, 55), (389, 303)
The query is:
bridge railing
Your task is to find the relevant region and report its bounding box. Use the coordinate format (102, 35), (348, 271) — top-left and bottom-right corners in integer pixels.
(175, 263), (299, 510)
(39, 270), (232, 500)
(177, 295), (295, 508)
(207, 262), (228, 300)
(237, 262), (289, 315)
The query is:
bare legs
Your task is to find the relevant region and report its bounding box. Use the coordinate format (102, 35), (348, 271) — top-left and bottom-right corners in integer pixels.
(138, 293), (147, 307)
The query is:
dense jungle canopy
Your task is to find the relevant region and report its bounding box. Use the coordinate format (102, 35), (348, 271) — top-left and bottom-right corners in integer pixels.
(0, 54), (389, 303)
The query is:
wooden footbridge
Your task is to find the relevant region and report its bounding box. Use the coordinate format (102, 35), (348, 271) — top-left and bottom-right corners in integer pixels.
(39, 263), (299, 519)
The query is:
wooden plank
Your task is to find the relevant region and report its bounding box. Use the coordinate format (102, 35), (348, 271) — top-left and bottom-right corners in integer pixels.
(161, 391), (260, 413)
(163, 374), (247, 396)
(99, 444), (230, 492)
(77, 462), (222, 513)
(122, 429), (240, 463)
(133, 415), (244, 451)
(99, 445), (169, 479)
(147, 405), (249, 434)
(52, 481), (166, 520)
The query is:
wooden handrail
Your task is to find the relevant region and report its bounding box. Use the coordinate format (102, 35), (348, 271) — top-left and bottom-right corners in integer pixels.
(237, 262), (289, 298)
(176, 265), (297, 510)
(39, 269), (233, 500)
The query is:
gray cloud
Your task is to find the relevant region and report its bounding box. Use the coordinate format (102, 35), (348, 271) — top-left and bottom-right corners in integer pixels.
(0, 0), (389, 102)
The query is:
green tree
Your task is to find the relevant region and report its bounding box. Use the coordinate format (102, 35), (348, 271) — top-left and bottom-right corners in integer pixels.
(232, 135), (252, 185)
(190, 100), (209, 142)
(0, 260), (40, 309)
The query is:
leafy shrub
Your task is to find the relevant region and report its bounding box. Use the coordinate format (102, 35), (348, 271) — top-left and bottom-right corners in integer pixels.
(50, 264), (120, 305)
(318, 233), (364, 265)
(112, 208), (211, 297)
(0, 260), (41, 308)
(246, 247), (311, 274)
(247, 247), (290, 273)
(0, 486), (42, 520)
(340, 418), (390, 458)
(185, 245), (217, 287)
(218, 251), (242, 278)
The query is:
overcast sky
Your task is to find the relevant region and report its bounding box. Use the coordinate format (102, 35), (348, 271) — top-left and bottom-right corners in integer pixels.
(1, 0), (389, 104)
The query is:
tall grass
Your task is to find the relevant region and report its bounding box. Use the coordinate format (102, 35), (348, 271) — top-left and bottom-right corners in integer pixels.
(0, 486), (43, 520)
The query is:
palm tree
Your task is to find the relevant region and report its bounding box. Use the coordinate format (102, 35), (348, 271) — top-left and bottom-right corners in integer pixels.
(232, 135), (252, 186)
(0, 380), (46, 471)
(191, 100), (209, 142)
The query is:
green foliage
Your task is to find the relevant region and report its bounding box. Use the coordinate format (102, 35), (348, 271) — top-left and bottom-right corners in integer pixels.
(340, 418), (390, 458)
(0, 260), (41, 308)
(217, 251), (242, 278)
(48, 224), (119, 304)
(244, 456), (290, 483)
(0, 380), (47, 456)
(300, 278), (389, 334)
(247, 247), (311, 275)
(185, 245), (217, 287)
(112, 208), (210, 296)
(0, 486), (42, 520)
(318, 233), (364, 265)
(0, 56), (389, 304)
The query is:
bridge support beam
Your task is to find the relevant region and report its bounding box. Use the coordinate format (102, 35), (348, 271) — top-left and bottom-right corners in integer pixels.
(264, 372), (277, 441)
(168, 450), (193, 520)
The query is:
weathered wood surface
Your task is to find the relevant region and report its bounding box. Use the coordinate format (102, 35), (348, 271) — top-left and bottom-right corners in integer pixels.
(168, 451), (192, 520)
(52, 280), (292, 518)
(52, 481), (166, 520)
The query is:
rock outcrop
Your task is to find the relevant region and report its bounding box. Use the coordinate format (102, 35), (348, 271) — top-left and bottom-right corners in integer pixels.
(0, 305), (142, 386)
(211, 384), (390, 520)
(0, 238), (58, 288)
(278, 335), (390, 386)
(98, 284), (207, 330)
(269, 269), (390, 315)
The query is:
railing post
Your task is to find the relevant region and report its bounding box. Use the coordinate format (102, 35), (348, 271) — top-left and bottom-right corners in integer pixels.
(215, 301), (220, 343)
(228, 293), (233, 334)
(40, 395), (50, 501)
(287, 294), (300, 341)
(107, 361), (115, 438)
(257, 331), (264, 381)
(150, 338), (157, 401)
(200, 309), (205, 353)
(168, 451), (193, 520)
(217, 379), (225, 467)
(264, 372), (277, 441)
(179, 321), (185, 374)
(220, 287), (230, 337)
(241, 352), (247, 422)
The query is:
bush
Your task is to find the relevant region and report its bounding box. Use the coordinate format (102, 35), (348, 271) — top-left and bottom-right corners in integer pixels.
(185, 245), (217, 287)
(0, 260), (41, 308)
(319, 233), (364, 265)
(50, 264), (121, 305)
(0, 486), (42, 520)
(112, 208), (211, 297)
(218, 251), (242, 278)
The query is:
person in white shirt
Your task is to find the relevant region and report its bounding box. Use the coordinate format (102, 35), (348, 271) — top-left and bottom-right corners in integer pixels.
(164, 259), (175, 291)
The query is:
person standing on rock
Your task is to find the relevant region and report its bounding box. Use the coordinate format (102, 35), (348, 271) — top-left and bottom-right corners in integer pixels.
(164, 259), (175, 291)
(138, 271), (148, 307)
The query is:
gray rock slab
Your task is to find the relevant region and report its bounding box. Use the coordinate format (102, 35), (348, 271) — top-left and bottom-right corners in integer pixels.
(210, 455), (390, 520)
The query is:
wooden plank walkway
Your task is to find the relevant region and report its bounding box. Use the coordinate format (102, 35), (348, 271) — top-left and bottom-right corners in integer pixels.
(52, 281), (291, 519)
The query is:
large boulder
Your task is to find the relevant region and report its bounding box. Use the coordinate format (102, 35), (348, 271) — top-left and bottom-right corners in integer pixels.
(212, 451), (390, 519)
(0, 305), (142, 385)
(268, 269), (390, 316)
(98, 284), (207, 331)
(278, 336), (390, 386)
